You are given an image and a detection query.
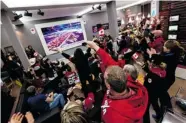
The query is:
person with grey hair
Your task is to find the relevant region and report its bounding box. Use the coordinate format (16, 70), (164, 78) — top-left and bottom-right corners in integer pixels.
(123, 64), (138, 82)
(85, 41), (148, 123)
(27, 85), (65, 113)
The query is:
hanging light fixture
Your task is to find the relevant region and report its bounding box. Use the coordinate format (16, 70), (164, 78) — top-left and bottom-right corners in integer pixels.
(150, 18), (154, 24)
(136, 16), (139, 21)
(129, 17), (132, 23)
(121, 19), (125, 24)
(147, 13), (151, 18)
(142, 2), (145, 19)
(142, 14), (145, 19)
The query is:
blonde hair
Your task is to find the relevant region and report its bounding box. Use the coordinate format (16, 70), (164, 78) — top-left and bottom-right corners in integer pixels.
(164, 40), (185, 58)
(165, 40), (184, 52)
(61, 102), (88, 123)
(159, 62), (167, 69)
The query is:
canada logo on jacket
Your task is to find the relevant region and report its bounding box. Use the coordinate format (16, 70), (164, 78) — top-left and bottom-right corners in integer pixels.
(101, 90), (111, 115)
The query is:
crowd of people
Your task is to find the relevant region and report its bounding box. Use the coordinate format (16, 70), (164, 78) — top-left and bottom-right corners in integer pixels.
(7, 21), (185, 123)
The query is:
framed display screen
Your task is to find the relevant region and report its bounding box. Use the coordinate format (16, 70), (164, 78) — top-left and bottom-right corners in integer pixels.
(35, 19), (87, 55)
(169, 25), (178, 31)
(168, 34), (177, 40)
(169, 15), (179, 21)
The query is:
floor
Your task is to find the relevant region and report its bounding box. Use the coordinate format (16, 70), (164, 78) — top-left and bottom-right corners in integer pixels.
(150, 78), (186, 123)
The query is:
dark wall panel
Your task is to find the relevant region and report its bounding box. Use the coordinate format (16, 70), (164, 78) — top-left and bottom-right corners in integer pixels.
(159, 1), (186, 48)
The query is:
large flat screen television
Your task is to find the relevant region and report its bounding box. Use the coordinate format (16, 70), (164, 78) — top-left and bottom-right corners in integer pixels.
(35, 19), (87, 55)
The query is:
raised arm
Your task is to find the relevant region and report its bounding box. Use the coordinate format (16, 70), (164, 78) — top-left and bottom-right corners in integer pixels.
(53, 48), (75, 63)
(85, 41), (118, 67)
(61, 52), (71, 60)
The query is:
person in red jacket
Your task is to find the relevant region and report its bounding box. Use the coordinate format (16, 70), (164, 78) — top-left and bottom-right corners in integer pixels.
(148, 30), (164, 53)
(86, 41), (148, 123)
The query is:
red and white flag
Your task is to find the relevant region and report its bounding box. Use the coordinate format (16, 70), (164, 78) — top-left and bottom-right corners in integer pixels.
(132, 52), (139, 60)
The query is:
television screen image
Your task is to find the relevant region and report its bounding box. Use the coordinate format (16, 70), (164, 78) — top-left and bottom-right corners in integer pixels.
(35, 19), (87, 55)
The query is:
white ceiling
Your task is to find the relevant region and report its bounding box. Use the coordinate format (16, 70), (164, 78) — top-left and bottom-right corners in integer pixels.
(15, 6), (92, 22)
(2, 0), (149, 22)
(2, 0), (110, 8)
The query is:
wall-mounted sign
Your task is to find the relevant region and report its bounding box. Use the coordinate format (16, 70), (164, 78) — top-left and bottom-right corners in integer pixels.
(169, 25), (178, 31)
(83, 20), (86, 24)
(92, 23), (109, 33)
(169, 15), (179, 21)
(92, 21), (121, 33)
(168, 34), (177, 40)
(30, 28), (36, 34)
(102, 23), (109, 30)
(151, 0), (159, 17)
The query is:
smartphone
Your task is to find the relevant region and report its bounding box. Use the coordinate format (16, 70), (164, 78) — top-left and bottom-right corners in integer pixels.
(82, 42), (87, 46)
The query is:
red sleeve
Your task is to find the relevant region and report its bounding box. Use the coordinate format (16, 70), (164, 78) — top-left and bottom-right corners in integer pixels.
(118, 59), (125, 68)
(97, 48), (118, 67)
(148, 41), (155, 48)
(84, 92), (95, 110)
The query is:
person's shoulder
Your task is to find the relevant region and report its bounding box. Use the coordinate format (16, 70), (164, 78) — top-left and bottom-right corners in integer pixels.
(35, 94), (46, 99)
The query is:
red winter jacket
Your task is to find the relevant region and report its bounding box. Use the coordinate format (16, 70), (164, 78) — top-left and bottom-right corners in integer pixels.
(84, 92), (95, 110)
(97, 48), (148, 123)
(118, 59), (125, 68)
(97, 48), (125, 73)
(148, 36), (164, 53)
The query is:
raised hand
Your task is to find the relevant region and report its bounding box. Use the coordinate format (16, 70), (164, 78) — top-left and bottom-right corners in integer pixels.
(147, 48), (157, 57)
(10, 112), (24, 123)
(25, 112), (35, 123)
(85, 41), (99, 51)
(51, 47), (63, 53)
(147, 48), (152, 56)
(67, 87), (73, 96)
(151, 48), (157, 54)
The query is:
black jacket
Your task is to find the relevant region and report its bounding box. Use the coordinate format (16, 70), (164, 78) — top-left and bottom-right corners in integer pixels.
(162, 52), (178, 82)
(143, 64), (166, 96)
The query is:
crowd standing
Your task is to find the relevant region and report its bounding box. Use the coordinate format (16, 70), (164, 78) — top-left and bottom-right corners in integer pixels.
(5, 19), (185, 123)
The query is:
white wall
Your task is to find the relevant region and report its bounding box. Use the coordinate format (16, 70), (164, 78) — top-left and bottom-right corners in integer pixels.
(83, 12), (109, 40)
(1, 10), (125, 58)
(1, 27), (12, 53)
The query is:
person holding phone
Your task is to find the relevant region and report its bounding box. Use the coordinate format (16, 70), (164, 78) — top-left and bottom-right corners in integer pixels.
(27, 86), (65, 113)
